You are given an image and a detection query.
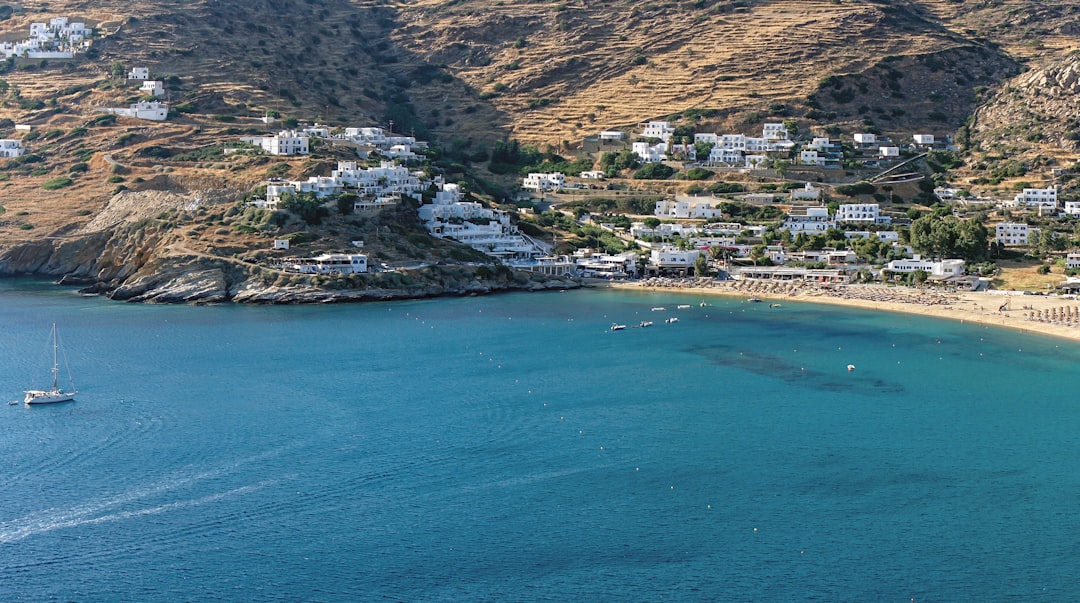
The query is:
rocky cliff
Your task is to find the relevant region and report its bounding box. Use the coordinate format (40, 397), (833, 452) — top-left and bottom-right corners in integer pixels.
(0, 190), (579, 304)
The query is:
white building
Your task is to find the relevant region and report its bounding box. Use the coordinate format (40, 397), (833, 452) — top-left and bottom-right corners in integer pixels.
(574, 250), (638, 277)
(101, 101), (168, 121)
(1010, 187), (1057, 210)
(523, 173), (566, 192)
(632, 141), (667, 163)
(0, 139), (25, 158)
(282, 254), (367, 274)
(995, 222), (1036, 246)
(800, 150), (825, 167)
(836, 203), (881, 224)
(579, 170), (606, 180)
(708, 147), (744, 165)
(599, 131), (624, 141)
(879, 146), (900, 158)
(853, 133), (877, 147)
(1, 17), (92, 59)
(242, 130), (310, 156)
(845, 230), (900, 243)
(262, 160), (423, 207)
(886, 256), (964, 277)
(139, 80), (165, 97)
(128, 67), (150, 80)
(782, 206), (835, 233)
(641, 121), (674, 141)
(418, 182), (546, 260)
(1067, 254), (1080, 270)
(762, 123), (789, 140)
(745, 154), (769, 170)
(654, 197), (723, 220)
(912, 134), (935, 146)
(791, 183), (822, 202)
(1064, 201), (1080, 217)
(646, 246), (702, 274)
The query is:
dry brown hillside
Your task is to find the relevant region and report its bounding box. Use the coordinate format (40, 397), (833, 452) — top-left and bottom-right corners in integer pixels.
(0, 0), (1077, 253)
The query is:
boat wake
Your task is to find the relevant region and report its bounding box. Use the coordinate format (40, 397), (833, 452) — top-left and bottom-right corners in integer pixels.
(0, 480), (276, 544)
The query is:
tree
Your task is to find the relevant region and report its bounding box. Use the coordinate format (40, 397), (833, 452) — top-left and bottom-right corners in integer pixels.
(644, 217), (661, 228)
(782, 118), (798, 138)
(632, 163), (675, 180)
(110, 61), (126, 78)
(694, 140), (715, 161)
(694, 254), (710, 277)
(750, 244), (766, 265)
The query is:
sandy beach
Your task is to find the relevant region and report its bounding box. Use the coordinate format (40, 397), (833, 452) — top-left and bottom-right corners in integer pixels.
(608, 277), (1080, 343)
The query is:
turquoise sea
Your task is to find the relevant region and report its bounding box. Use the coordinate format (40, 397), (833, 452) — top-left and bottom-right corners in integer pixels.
(2, 279), (1079, 601)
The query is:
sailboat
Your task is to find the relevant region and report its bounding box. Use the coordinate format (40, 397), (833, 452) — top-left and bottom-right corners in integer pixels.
(24, 323), (77, 405)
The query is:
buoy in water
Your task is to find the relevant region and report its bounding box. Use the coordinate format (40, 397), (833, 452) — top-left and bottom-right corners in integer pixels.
(847, 364), (856, 371)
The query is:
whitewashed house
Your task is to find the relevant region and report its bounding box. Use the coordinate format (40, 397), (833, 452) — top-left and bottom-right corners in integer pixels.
(139, 80), (165, 97)
(745, 154), (769, 170)
(800, 150), (825, 167)
(1066, 254), (1080, 270)
(101, 101), (168, 121)
(708, 147), (744, 165)
(241, 130), (310, 155)
(1010, 187), (1057, 210)
(782, 206), (835, 233)
(645, 245), (702, 275)
(282, 254), (367, 274)
(846, 230), (900, 243)
(791, 183), (822, 202)
(762, 123), (789, 140)
(128, 67), (150, 80)
(0, 139), (25, 158)
(879, 146), (900, 158)
(1063, 201), (1080, 217)
(641, 121), (674, 141)
(836, 203), (881, 224)
(995, 222), (1036, 246)
(886, 256), (964, 277)
(853, 133), (877, 147)
(599, 131), (624, 141)
(654, 197), (723, 219)
(418, 182), (545, 260)
(632, 141), (667, 163)
(580, 170), (606, 179)
(913, 134), (935, 146)
(522, 173), (566, 192)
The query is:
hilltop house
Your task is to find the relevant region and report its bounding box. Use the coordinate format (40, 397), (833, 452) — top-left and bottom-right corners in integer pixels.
(853, 133), (877, 148)
(100, 101), (168, 121)
(599, 131), (624, 141)
(241, 130), (310, 156)
(879, 146), (900, 158)
(128, 67), (150, 80)
(0, 139), (25, 158)
(641, 121), (674, 141)
(1009, 187), (1057, 210)
(1064, 201), (1080, 217)
(140, 80), (165, 97)
(523, 172), (566, 192)
(261, 160), (423, 208)
(762, 123), (789, 140)
(912, 134), (935, 146)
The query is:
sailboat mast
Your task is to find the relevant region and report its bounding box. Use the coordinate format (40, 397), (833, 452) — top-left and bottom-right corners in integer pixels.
(51, 323), (59, 390)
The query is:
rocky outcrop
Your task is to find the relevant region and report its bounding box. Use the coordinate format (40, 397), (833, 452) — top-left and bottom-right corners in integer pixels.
(971, 54), (1080, 152)
(0, 226), (580, 305)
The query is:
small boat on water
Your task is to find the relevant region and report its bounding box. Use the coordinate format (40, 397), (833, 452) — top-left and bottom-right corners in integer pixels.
(770, 303), (782, 308)
(677, 304), (692, 309)
(640, 320), (654, 328)
(747, 297), (762, 303)
(665, 317), (679, 324)
(611, 323), (627, 331)
(24, 323), (77, 405)
(651, 307), (666, 311)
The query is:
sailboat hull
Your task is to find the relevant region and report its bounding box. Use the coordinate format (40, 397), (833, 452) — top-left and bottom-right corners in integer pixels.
(24, 390), (76, 405)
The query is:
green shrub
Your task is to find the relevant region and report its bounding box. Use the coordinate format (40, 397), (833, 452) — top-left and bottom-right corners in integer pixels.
(42, 177), (74, 190)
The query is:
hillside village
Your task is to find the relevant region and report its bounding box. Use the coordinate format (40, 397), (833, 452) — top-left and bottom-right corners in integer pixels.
(0, 3), (1079, 303)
